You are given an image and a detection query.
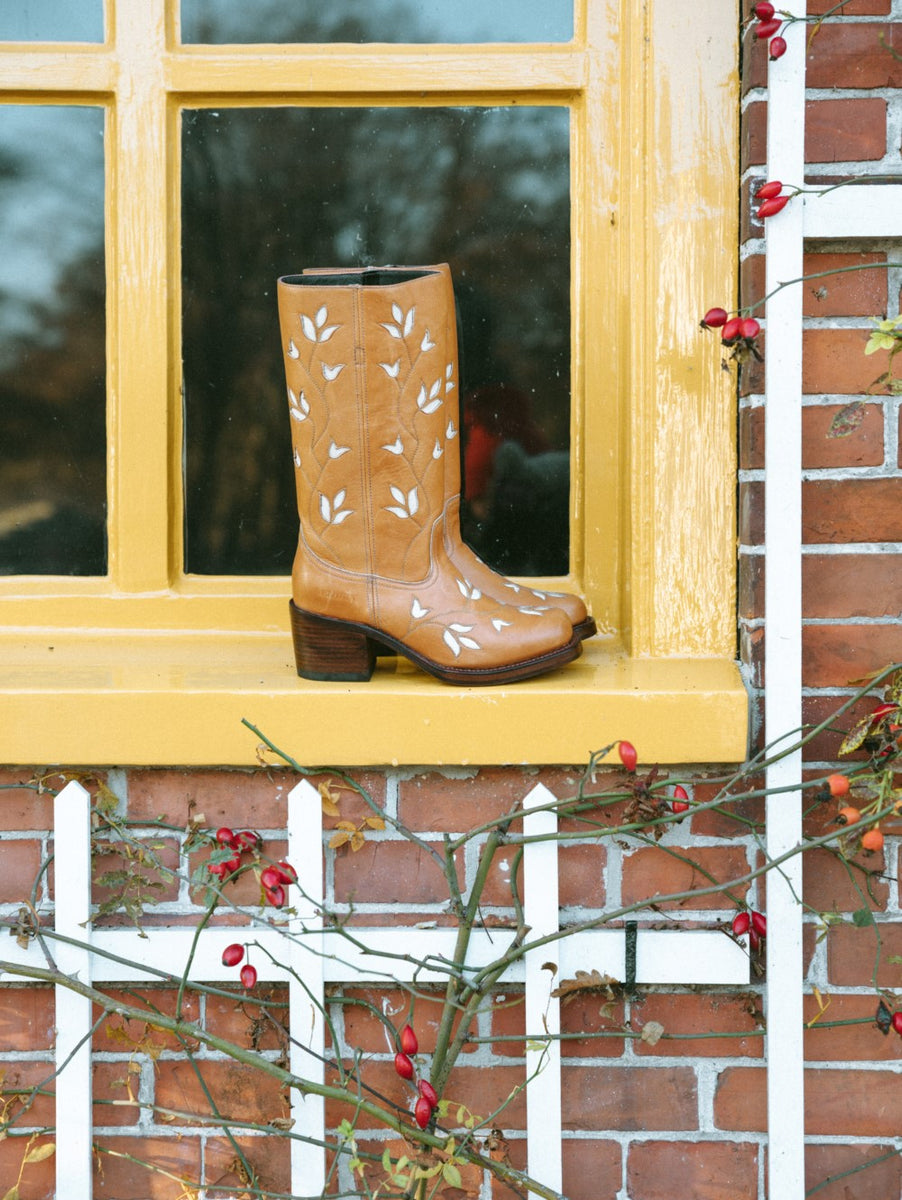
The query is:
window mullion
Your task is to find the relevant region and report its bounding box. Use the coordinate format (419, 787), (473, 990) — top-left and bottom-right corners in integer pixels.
(107, 0), (173, 593)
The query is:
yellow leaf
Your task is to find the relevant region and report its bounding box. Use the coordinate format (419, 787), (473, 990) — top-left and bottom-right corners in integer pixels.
(328, 832), (350, 849)
(3, 1186), (20, 1200)
(24, 1141), (56, 1164)
(364, 816), (386, 831)
(639, 1020), (665, 1046)
(319, 781), (342, 817)
(350, 831), (366, 852)
(334, 820), (358, 832)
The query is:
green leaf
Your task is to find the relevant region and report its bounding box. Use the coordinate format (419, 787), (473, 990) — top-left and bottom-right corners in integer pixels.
(865, 332), (898, 355)
(381, 1147), (392, 1172)
(852, 907), (875, 928)
(3, 1185), (20, 1200)
(24, 1142), (55, 1164)
(442, 1162), (463, 1188)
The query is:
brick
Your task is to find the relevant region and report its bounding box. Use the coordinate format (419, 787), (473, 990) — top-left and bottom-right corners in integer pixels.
(562, 1065), (697, 1131)
(0, 770), (55, 829)
(800, 252), (887, 318)
(802, 623), (902, 688)
(713, 1065), (767, 1130)
(689, 782), (765, 839)
(804, 553), (902, 618)
(739, 480), (764, 546)
(741, 403), (884, 471)
(398, 766), (565, 831)
(802, 845), (888, 912)
(93, 1060), (143, 1126)
(806, 99), (887, 163)
(558, 993), (626, 1058)
(0, 1061), (57, 1128)
(803, 327), (881, 395)
(204, 984), (289, 1053)
(153, 1059), (289, 1126)
(806, 1067), (902, 1136)
(631, 992), (763, 1058)
(0, 987), (54, 1050)
(807, 23), (902, 88)
(621, 845), (751, 911)
(808, 0), (891, 12)
(337, 986), (477, 1056)
(742, 100), (886, 166)
(94, 1136), (202, 1199)
(828, 921), (902, 985)
(0, 837), (42, 903)
(804, 479), (902, 542)
(805, 1142), (902, 1200)
(93, 988), (201, 1053)
(561, 1139), (622, 1200)
(628, 1140), (759, 1200)
(738, 550), (763, 621)
(204, 1135), (291, 1195)
(804, 992), (902, 1062)
(333, 838), (462, 905)
(801, 690), (892, 763)
(0, 1133), (55, 1199)
(483, 840), (606, 908)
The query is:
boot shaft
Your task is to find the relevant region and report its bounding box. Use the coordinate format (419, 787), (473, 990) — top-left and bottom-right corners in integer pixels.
(278, 267), (458, 587)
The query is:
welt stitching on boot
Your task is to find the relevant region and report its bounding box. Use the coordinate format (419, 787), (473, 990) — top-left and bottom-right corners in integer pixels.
(300, 263), (597, 643)
(277, 267), (582, 685)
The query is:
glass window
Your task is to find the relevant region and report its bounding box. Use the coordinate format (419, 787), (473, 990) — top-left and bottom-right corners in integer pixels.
(181, 0), (572, 45)
(0, 105), (106, 575)
(181, 105), (570, 576)
(0, 0), (104, 42)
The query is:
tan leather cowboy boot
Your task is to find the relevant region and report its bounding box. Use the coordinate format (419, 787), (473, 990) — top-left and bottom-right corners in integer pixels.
(301, 264), (597, 642)
(278, 267), (582, 684)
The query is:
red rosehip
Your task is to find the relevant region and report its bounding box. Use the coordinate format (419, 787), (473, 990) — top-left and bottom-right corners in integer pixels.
(224, 852), (242, 874)
(234, 829), (261, 852)
(836, 805), (862, 827)
(870, 702), (898, 723)
(892, 1011), (902, 1036)
(208, 860), (230, 880)
(216, 826), (238, 848)
(702, 306), (729, 329)
(749, 928), (761, 953)
(827, 773), (850, 798)
(275, 861), (298, 885)
(417, 1079), (438, 1106)
(731, 911), (751, 937)
(861, 827), (884, 853)
(739, 317), (761, 340)
(671, 785), (690, 815)
(617, 741), (638, 772)
(394, 1052), (415, 1080)
(260, 865), (282, 890)
(769, 36), (787, 60)
(756, 17), (781, 38)
(754, 2), (775, 19)
(751, 911), (767, 938)
(721, 317), (743, 344)
(757, 195), (790, 218)
(755, 180), (783, 201)
(221, 943), (244, 967)
(399, 1024), (419, 1056)
(414, 1095), (434, 1129)
(240, 963), (258, 989)
(264, 883), (286, 908)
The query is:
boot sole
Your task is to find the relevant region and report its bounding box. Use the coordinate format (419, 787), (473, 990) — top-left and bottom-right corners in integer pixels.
(289, 601), (582, 686)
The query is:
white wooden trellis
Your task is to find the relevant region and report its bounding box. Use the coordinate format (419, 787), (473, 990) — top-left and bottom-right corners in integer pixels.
(1, 778), (747, 1199)
(762, 6), (902, 1199)
(762, 2), (902, 1190)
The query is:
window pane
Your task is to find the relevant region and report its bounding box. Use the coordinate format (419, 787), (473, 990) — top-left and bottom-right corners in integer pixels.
(181, 0), (572, 44)
(182, 106), (570, 576)
(0, 0), (103, 41)
(0, 106), (106, 575)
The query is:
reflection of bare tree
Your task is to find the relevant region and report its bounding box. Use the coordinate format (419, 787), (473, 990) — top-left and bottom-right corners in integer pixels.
(0, 245), (106, 575)
(182, 104), (570, 574)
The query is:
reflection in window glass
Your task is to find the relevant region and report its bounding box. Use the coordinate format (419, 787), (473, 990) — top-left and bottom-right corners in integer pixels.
(182, 106), (570, 576)
(0, 0), (103, 41)
(181, 0), (571, 44)
(0, 106), (106, 575)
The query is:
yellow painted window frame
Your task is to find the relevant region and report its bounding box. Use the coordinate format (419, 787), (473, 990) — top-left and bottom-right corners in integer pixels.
(0, 0), (746, 768)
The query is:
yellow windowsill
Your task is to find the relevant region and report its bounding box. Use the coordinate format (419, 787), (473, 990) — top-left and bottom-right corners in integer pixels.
(1, 632), (748, 767)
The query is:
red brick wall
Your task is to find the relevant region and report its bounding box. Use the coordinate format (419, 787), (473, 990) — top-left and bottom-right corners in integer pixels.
(2, 5), (902, 1197)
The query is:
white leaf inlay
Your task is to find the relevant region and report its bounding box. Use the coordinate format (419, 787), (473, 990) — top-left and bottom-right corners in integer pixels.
(404, 307), (415, 337)
(320, 494), (331, 522)
(334, 489), (346, 509)
(301, 314), (317, 342)
(390, 485), (405, 505)
(449, 623), (474, 633)
(459, 636), (480, 651)
(385, 506), (409, 519)
(380, 360), (401, 378)
(328, 441), (350, 459)
(322, 363), (345, 381)
(331, 509), (353, 525)
(315, 305), (328, 329)
(492, 618), (513, 632)
(446, 420), (458, 440)
(433, 439), (443, 459)
(407, 487), (419, 516)
(287, 339), (300, 359)
(381, 323), (402, 339)
(421, 330), (435, 352)
(443, 630), (461, 657)
(392, 303), (404, 324)
(319, 325), (339, 342)
(411, 597), (429, 619)
(382, 437), (404, 455)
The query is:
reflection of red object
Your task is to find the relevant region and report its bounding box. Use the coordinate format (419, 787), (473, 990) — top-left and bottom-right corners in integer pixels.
(462, 383), (548, 501)
(464, 424), (502, 500)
